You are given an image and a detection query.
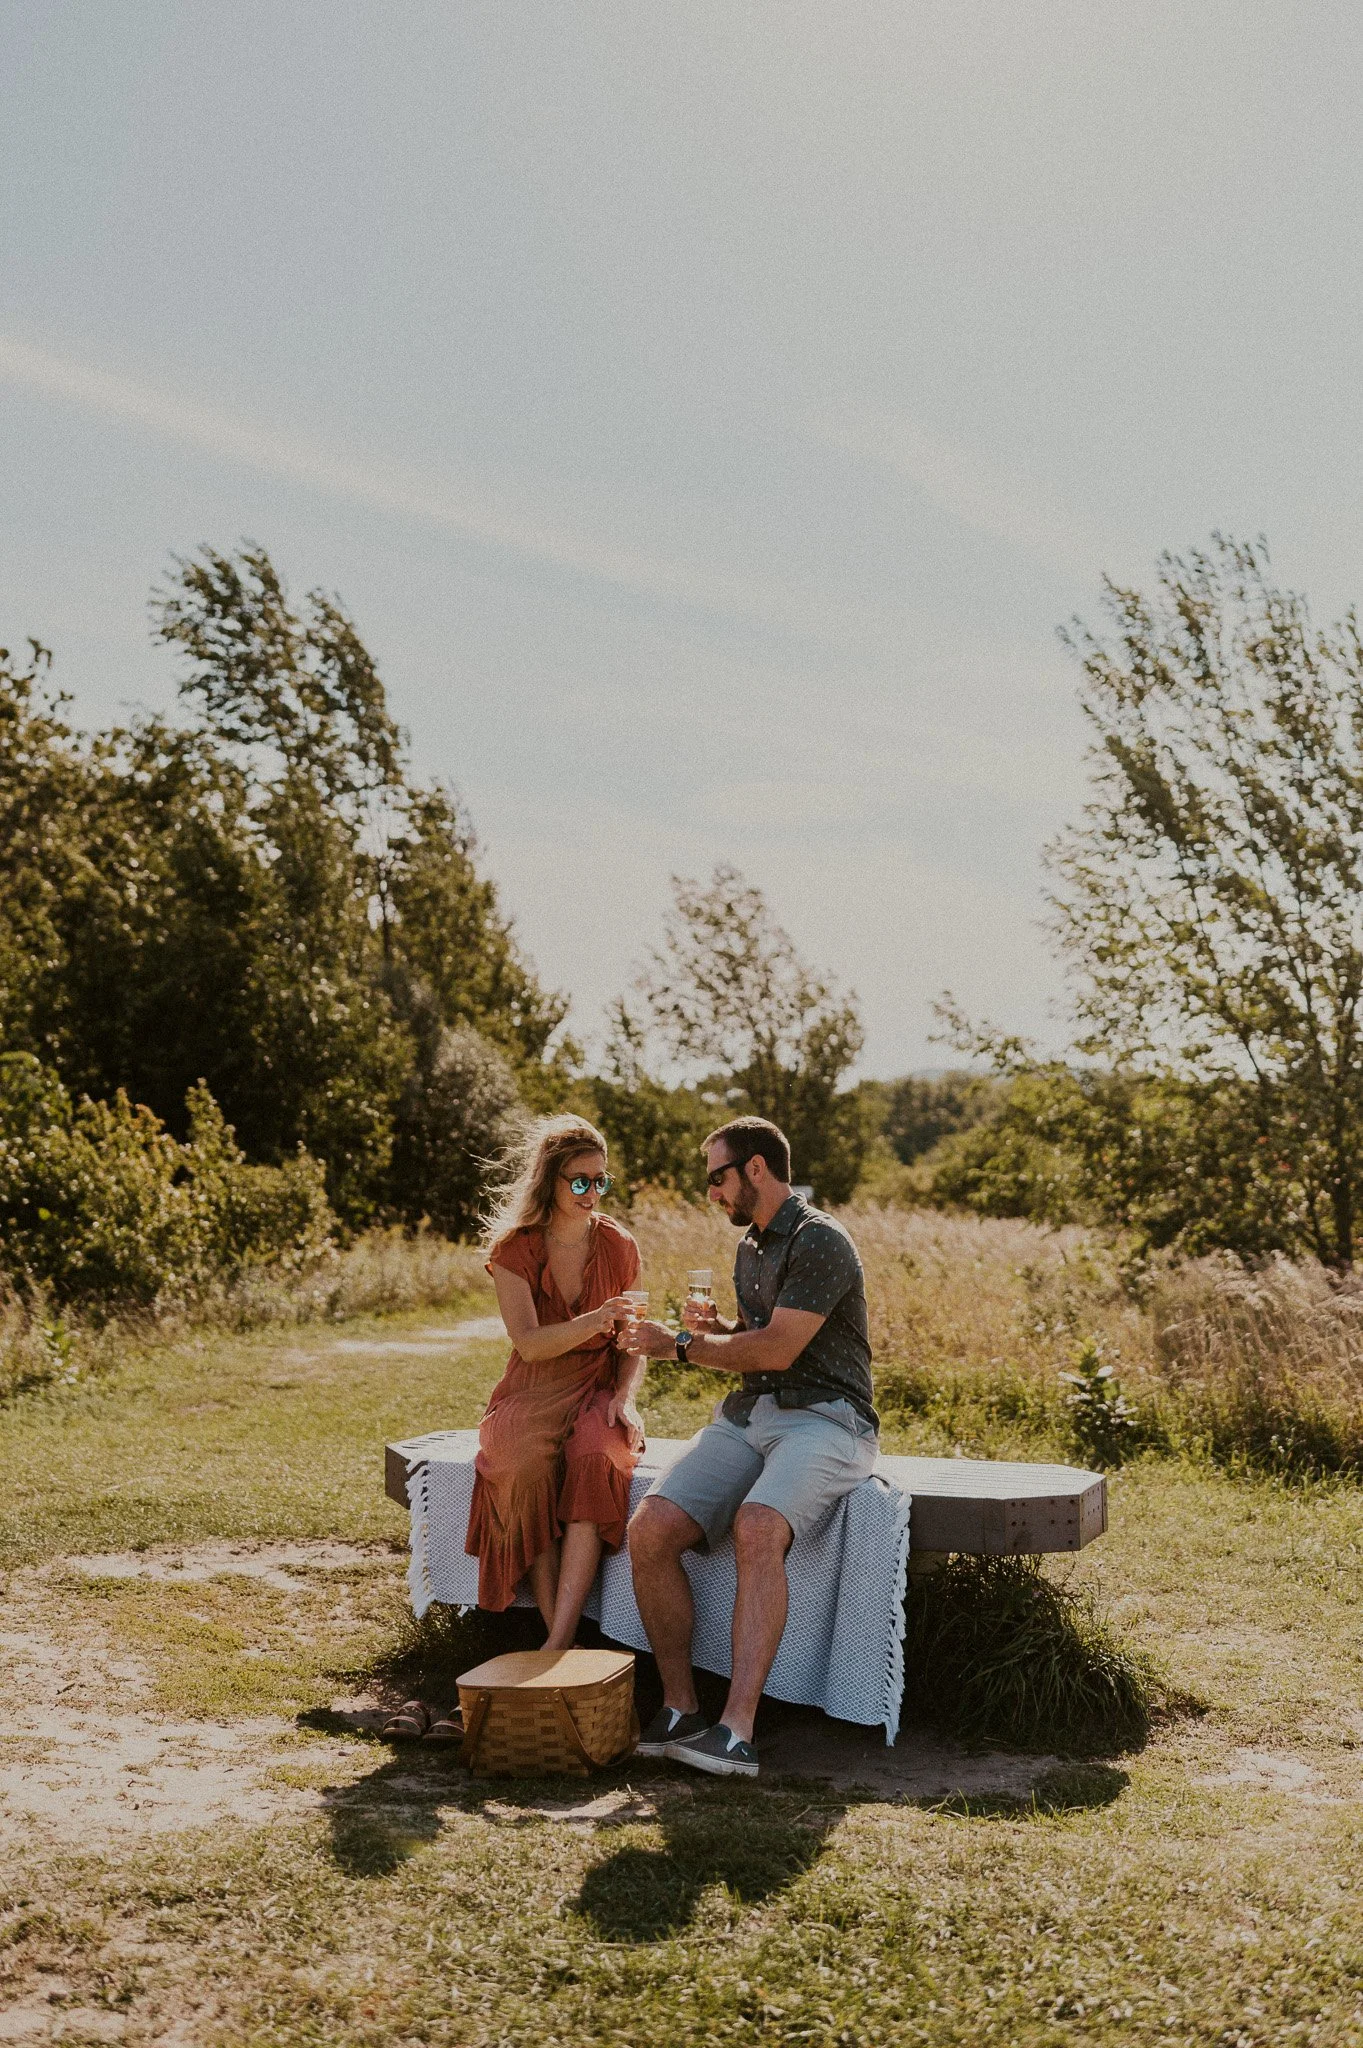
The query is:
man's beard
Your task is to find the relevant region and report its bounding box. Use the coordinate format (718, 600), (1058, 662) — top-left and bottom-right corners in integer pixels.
(725, 1174), (757, 1227)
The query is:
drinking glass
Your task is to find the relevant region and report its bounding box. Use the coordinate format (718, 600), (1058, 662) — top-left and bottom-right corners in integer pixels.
(686, 1269), (713, 1303)
(622, 1289), (649, 1342)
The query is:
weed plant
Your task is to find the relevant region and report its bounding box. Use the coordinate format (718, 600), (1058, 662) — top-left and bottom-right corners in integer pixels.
(903, 1555), (1160, 1754)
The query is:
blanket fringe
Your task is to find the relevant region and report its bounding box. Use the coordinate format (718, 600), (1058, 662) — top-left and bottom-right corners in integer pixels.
(881, 1485), (910, 1745)
(407, 1460), (433, 1620)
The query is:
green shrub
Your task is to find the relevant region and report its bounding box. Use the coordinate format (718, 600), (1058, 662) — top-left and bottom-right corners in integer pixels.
(0, 1054), (333, 1314)
(181, 1083), (333, 1274)
(1059, 1337), (1143, 1467)
(386, 1018), (525, 1238)
(904, 1553), (1157, 1754)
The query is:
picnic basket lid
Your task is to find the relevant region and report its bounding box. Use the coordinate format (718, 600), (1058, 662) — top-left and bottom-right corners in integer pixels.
(457, 1648), (633, 1692)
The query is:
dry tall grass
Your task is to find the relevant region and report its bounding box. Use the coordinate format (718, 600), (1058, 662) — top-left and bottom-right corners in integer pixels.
(0, 1227), (488, 1404)
(1147, 1254), (1363, 1469)
(629, 1200), (1363, 1473)
(219, 1225), (487, 1326)
(9, 1190), (1363, 1474)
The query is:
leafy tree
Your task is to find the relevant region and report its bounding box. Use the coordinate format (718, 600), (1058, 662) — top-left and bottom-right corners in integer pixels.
(380, 783), (570, 1074)
(151, 545), (403, 805)
(881, 1071), (1005, 1164)
(933, 1013), (1309, 1258)
(1048, 534), (1363, 1267)
(636, 865), (866, 1201)
(1, 545), (561, 1228)
(383, 978), (526, 1236)
(925, 1070), (1085, 1224)
(586, 1003), (713, 1197)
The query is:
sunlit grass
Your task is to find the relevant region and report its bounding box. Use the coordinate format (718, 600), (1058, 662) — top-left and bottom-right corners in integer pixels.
(5, 1220), (1363, 2042)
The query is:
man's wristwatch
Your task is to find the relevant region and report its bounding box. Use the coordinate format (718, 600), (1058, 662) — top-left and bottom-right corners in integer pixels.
(674, 1328), (694, 1363)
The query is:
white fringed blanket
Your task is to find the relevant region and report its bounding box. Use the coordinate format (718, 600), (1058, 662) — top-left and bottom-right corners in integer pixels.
(401, 1428), (911, 1744)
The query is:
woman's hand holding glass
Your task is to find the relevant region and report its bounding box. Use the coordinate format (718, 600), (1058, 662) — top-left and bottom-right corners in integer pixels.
(585, 1294), (637, 1339)
(616, 1289), (650, 1352)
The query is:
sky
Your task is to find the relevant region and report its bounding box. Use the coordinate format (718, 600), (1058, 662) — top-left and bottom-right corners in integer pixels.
(4, 0), (1363, 1077)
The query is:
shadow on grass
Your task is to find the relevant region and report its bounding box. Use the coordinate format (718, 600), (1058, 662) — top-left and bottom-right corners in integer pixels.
(924, 1761), (1130, 1818)
(570, 1786), (847, 1942)
(304, 1714), (1132, 1906)
(318, 1752), (452, 1877)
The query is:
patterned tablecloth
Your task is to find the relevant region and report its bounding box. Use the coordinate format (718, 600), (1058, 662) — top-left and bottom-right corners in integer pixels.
(402, 1428), (911, 1744)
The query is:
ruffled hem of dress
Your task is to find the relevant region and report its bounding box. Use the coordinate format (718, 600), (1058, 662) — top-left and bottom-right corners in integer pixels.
(465, 1471), (560, 1611)
(557, 1452), (632, 1555)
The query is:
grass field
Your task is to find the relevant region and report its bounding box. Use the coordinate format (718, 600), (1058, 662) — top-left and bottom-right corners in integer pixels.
(3, 1217), (1363, 2044)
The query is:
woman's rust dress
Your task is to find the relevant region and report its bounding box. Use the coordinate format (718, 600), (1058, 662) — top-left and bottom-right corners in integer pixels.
(465, 1214), (643, 1611)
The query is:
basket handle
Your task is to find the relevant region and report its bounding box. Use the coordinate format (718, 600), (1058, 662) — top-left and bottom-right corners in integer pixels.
(552, 1690), (641, 1771)
(460, 1690), (491, 1771)
(551, 1692), (599, 1770)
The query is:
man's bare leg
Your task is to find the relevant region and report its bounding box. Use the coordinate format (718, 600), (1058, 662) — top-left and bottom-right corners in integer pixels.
(628, 1497), (704, 1713)
(543, 1521), (602, 1650)
(527, 1541), (560, 1631)
(718, 1504), (793, 1743)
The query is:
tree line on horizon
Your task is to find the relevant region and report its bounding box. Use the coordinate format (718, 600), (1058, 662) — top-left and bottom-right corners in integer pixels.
(0, 544), (881, 1307)
(8, 531), (1363, 1313)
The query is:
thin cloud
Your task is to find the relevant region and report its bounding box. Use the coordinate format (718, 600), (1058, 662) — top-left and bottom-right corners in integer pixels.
(0, 333), (915, 648)
(809, 404), (1123, 580)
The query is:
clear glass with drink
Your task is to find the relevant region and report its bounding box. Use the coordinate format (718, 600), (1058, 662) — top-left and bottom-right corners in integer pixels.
(686, 1269), (713, 1303)
(622, 1289), (649, 1345)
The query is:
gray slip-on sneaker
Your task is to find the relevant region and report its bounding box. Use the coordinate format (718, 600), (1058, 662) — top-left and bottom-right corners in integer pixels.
(636, 1706), (710, 1758)
(664, 1722), (759, 1778)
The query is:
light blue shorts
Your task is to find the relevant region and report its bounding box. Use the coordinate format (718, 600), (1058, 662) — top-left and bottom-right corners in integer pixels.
(644, 1393), (879, 1548)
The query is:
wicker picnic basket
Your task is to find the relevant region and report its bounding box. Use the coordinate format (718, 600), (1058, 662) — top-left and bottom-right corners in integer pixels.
(457, 1648), (638, 1777)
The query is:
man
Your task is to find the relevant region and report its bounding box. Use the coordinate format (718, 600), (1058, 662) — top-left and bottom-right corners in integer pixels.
(626, 1116), (878, 1777)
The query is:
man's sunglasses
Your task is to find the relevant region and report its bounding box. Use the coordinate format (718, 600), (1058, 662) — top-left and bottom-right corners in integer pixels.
(561, 1172), (613, 1196)
(706, 1159), (748, 1189)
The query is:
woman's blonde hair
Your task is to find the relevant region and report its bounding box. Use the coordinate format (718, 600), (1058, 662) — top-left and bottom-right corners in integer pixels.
(482, 1113), (610, 1257)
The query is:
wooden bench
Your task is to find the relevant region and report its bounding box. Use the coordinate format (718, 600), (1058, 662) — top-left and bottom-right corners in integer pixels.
(385, 1437), (1107, 1558)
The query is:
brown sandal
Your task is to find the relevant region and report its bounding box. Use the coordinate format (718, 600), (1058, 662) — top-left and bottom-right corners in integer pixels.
(422, 1707), (464, 1743)
(380, 1699), (432, 1740)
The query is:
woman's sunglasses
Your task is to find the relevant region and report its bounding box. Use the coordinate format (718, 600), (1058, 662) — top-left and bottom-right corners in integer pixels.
(561, 1172), (613, 1197)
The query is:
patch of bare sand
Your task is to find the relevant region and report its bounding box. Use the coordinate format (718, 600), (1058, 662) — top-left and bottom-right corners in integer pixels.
(0, 1943), (220, 2046)
(0, 1543), (391, 1850)
(0, 1705), (331, 1846)
(1191, 1746), (1347, 1803)
(72, 1539), (395, 1593)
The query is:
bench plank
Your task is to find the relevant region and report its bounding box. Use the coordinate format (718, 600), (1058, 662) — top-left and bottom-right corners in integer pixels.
(384, 1434), (1105, 1557)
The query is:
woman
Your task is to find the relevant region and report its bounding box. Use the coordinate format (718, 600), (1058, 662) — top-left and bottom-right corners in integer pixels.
(466, 1114), (646, 1645)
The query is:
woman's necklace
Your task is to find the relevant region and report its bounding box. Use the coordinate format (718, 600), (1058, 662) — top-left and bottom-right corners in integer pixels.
(546, 1219), (593, 1248)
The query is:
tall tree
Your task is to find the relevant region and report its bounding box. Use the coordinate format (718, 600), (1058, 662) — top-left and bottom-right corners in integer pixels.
(1, 546), (565, 1227)
(1048, 534), (1363, 1267)
(586, 1001), (713, 1197)
(380, 783), (569, 1071)
(636, 864), (866, 1200)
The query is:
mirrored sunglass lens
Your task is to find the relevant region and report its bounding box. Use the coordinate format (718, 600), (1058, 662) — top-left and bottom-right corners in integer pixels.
(568, 1174), (612, 1195)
